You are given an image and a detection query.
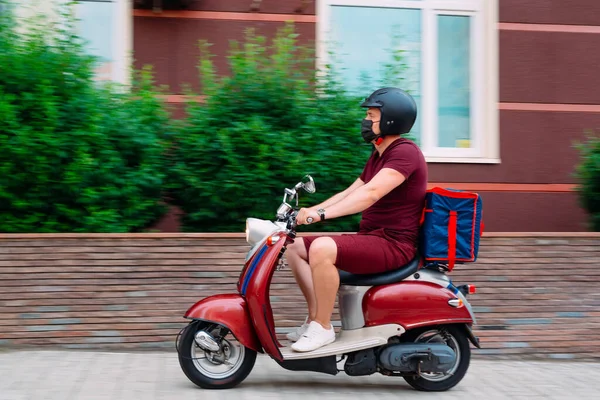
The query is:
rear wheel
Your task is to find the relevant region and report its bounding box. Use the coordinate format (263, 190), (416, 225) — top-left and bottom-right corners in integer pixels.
(401, 325), (471, 392)
(178, 322), (257, 389)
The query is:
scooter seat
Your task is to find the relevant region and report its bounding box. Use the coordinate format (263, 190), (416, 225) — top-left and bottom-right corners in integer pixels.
(338, 255), (421, 286)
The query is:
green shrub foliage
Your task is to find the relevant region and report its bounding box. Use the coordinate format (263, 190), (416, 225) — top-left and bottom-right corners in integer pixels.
(1, 2), (412, 234)
(0, 2), (170, 232)
(575, 131), (600, 231)
(167, 24), (393, 232)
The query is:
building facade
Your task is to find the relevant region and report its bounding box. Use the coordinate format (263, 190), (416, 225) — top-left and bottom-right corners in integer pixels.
(8, 0), (598, 231)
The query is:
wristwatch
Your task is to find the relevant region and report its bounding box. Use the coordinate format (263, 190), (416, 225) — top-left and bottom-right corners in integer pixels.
(317, 208), (326, 221)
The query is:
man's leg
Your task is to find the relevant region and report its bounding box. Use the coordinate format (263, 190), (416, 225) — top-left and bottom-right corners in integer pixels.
(291, 237), (339, 352)
(286, 238), (317, 321)
(307, 237), (339, 329)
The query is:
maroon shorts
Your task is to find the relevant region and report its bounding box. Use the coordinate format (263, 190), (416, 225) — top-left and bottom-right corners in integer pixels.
(302, 233), (416, 275)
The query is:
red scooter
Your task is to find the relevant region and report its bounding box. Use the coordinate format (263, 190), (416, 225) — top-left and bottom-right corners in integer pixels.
(177, 176), (480, 392)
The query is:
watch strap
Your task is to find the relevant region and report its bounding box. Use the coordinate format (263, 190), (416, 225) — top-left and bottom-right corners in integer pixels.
(317, 208), (326, 221)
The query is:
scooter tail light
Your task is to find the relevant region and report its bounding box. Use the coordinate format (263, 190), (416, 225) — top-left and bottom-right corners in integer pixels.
(468, 285), (476, 294)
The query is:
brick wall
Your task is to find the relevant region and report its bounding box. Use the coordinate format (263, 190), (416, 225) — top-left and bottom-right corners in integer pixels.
(1, 233), (599, 360)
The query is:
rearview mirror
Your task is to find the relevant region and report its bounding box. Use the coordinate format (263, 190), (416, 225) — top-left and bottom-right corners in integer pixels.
(300, 175), (315, 193)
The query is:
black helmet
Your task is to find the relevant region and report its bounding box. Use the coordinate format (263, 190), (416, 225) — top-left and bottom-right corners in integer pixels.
(361, 87), (417, 136)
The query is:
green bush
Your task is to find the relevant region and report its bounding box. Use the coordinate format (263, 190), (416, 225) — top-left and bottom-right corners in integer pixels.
(575, 131), (600, 231)
(0, 2), (171, 232)
(168, 24), (408, 232)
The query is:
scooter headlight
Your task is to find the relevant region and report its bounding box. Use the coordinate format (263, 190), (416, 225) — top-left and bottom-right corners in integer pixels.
(245, 218), (279, 247)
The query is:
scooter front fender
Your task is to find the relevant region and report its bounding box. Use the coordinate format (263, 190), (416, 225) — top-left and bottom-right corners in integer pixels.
(184, 294), (263, 353)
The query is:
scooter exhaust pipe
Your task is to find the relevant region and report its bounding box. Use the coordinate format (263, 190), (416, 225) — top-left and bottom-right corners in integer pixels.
(194, 330), (220, 352)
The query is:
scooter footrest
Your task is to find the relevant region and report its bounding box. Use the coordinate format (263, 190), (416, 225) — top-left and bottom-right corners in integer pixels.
(280, 324), (404, 360)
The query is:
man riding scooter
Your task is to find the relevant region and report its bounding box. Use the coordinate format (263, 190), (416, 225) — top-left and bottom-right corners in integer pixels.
(286, 87), (428, 352)
(177, 86), (480, 392)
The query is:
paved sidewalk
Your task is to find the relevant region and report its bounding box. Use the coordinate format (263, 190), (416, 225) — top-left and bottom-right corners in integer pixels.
(0, 350), (598, 400)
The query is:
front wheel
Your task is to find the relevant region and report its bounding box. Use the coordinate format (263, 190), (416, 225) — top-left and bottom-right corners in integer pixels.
(178, 322), (257, 389)
(401, 325), (471, 392)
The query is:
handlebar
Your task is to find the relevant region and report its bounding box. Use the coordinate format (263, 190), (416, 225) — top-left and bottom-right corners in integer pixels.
(277, 175), (315, 233)
(286, 210), (299, 231)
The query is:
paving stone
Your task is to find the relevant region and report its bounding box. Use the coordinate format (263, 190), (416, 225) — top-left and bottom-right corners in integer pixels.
(0, 350), (599, 399)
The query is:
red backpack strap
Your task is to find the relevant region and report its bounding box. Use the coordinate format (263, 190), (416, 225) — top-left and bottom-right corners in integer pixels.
(419, 198), (428, 226)
(448, 211), (457, 270)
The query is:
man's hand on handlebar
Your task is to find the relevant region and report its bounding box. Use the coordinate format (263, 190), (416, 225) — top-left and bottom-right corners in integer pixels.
(296, 207), (321, 226)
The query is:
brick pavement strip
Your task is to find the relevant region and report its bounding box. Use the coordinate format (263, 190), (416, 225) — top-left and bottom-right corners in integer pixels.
(0, 350), (599, 400)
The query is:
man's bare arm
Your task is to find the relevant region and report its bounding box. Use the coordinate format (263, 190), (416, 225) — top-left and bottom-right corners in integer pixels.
(309, 178), (365, 210)
(317, 168), (406, 220)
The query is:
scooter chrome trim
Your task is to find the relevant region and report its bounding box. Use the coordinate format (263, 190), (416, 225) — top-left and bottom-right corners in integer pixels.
(194, 330), (220, 352)
(280, 324), (404, 360)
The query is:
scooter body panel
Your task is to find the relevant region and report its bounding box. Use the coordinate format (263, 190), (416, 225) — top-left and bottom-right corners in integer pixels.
(240, 234), (287, 361)
(184, 293), (263, 353)
(363, 281), (473, 329)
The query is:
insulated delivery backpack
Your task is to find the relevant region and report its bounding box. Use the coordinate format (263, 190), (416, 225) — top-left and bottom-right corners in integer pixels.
(419, 188), (484, 271)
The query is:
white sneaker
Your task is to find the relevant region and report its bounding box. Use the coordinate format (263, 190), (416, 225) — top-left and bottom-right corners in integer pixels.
(285, 317), (310, 342)
(291, 321), (335, 352)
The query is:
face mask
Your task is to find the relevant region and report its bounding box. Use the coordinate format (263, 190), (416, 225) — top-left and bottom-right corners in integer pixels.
(361, 119), (380, 143)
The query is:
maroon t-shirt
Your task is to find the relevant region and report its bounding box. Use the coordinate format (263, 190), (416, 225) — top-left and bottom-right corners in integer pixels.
(358, 138), (428, 248)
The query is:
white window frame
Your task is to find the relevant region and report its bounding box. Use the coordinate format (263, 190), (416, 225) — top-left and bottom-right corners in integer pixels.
(316, 0), (500, 164)
(73, 0), (133, 87)
(10, 0), (133, 86)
